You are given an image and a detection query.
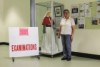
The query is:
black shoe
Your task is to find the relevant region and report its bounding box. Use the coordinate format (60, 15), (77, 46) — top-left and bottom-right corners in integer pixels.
(61, 57), (67, 60)
(67, 58), (71, 61)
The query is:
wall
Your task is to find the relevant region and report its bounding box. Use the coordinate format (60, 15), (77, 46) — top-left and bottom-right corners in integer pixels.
(0, 0), (30, 42)
(72, 29), (100, 55)
(64, 0), (96, 10)
(63, 0), (100, 55)
(36, 0), (100, 55)
(0, 0), (5, 42)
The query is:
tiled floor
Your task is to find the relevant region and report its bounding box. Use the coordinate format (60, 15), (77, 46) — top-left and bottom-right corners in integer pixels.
(0, 45), (100, 67)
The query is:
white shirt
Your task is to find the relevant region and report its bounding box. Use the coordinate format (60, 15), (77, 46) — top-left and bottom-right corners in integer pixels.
(60, 17), (75, 35)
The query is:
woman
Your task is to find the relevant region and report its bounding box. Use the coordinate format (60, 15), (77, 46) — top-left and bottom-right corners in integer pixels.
(58, 9), (75, 61)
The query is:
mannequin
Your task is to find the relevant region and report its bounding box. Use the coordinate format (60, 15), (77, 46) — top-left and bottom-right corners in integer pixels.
(42, 11), (52, 33)
(41, 11), (58, 54)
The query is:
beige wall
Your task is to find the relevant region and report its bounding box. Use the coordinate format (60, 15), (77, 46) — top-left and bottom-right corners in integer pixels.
(36, 0), (96, 9)
(36, 0), (100, 55)
(0, 0), (5, 42)
(64, 0), (96, 10)
(72, 29), (100, 55)
(0, 0), (30, 42)
(63, 0), (100, 55)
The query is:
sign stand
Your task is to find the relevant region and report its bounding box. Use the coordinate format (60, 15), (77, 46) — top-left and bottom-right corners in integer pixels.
(9, 27), (40, 62)
(12, 55), (40, 62)
(12, 57), (15, 62)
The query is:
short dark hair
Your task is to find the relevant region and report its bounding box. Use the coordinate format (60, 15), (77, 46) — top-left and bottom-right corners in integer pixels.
(63, 9), (70, 14)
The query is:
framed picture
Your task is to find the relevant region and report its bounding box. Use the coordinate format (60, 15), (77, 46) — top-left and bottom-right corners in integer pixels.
(72, 8), (78, 13)
(92, 17), (98, 25)
(54, 6), (62, 17)
(78, 17), (85, 29)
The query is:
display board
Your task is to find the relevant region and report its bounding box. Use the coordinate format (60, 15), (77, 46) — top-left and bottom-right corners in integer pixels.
(71, 1), (100, 29)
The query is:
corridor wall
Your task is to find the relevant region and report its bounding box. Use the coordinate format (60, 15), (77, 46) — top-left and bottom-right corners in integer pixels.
(64, 0), (100, 55)
(0, 0), (30, 42)
(36, 0), (100, 55)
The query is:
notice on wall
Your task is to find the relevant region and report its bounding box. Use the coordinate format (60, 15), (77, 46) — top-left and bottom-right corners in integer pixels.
(71, 1), (100, 29)
(97, 1), (100, 18)
(92, 16), (99, 25)
(9, 27), (39, 57)
(71, 5), (79, 18)
(78, 17), (85, 29)
(79, 3), (85, 17)
(84, 3), (91, 17)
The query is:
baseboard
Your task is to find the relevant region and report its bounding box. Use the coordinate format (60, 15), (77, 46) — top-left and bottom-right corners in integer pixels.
(40, 52), (63, 58)
(0, 42), (9, 45)
(72, 52), (100, 60)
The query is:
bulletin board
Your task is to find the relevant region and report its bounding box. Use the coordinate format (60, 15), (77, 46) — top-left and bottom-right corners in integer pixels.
(71, 1), (100, 29)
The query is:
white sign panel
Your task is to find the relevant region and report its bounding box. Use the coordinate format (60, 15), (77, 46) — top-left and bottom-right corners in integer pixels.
(9, 27), (39, 57)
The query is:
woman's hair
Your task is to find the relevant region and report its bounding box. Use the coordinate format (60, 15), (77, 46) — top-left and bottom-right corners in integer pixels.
(63, 9), (70, 14)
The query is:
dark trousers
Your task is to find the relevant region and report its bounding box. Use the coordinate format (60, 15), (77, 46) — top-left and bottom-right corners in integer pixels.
(61, 35), (71, 58)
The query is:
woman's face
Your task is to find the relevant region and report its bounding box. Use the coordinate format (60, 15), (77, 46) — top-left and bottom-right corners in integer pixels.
(64, 11), (70, 19)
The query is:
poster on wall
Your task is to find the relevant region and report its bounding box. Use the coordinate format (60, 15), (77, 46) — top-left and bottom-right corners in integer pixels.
(71, 5), (79, 18)
(79, 3), (85, 17)
(96, 1), (100, 18)
(54, 6), (62, 17)
(78, 17), (85, 29)
(84, 3), (91, 17)
(71, 1), (100, 29)
(9, 27), (39, 57)
(97, 18), (100, 24)
(92, 16), (98, 25)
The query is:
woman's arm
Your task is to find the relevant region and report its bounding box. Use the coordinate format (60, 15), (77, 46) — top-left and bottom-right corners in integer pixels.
(71, 25), (75, 41)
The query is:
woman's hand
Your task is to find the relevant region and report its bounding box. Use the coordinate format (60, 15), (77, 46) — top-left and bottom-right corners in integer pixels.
(71, 35), (74, 42)
(58, 34), (60, 38)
